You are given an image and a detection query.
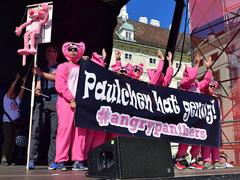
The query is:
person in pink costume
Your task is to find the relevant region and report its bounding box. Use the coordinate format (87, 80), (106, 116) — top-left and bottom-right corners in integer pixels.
(85, 49), (113, 150)
(55, 41), (89, 171)
(15, 3), (49, 66)
(128, 63), (144, 80)
(200, 81), (225, 169)
(111, 50), (143, 78)
(109, 50), (145, 140)
(147, 49), (173, 87)
(175, 54), (213, 170)
(111, 50), (123, 73)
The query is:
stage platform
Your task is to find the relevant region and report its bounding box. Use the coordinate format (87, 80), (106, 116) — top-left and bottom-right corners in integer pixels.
(0, 165), (240, 180)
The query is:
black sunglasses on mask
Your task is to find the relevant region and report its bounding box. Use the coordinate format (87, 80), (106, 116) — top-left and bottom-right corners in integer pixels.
(68, 47), (78, 52)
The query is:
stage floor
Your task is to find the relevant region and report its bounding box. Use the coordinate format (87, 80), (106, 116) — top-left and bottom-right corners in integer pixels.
(0, 165), (240, 180)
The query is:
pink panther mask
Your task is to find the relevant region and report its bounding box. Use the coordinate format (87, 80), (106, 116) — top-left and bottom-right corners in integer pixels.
(62, 42), (85, 63)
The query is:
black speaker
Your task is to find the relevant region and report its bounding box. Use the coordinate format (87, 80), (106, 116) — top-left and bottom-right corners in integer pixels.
(87, 136), (174, 179)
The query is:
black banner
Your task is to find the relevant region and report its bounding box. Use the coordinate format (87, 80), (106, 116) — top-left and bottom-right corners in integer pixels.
(75, 60), (220, 147)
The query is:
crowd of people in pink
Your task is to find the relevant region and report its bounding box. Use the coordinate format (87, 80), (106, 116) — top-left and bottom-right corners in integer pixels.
(0, 38), (232, 171)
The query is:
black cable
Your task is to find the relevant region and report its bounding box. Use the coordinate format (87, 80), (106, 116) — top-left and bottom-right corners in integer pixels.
(173, 0), (192, 77)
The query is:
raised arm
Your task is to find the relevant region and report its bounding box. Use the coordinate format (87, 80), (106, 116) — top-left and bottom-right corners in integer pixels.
(111, 50), (122, 72)
(180, 53), (201, 89)
(147, 49), (165, 85)
(7, 73), (20, 97)
(40, 3), (49, 25)
(33, 67), (55, 81)
(15, 21), (32, 36)
(17, 75), (27, 101)
(198, 56), (213, 91)
(161, 52), (173, 87)
(157, 49), (164, 60)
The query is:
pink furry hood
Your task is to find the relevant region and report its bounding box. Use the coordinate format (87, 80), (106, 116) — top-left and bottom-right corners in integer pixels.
(183, 65), (198, 79)
(147, 60), (164, 84)
(111, 60), (122, 72)
(62, 42), (85, 63)
(91, 52), (105, 67)
(129, 63), (144, 79)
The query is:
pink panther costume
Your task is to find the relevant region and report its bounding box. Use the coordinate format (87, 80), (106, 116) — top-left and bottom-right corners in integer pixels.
(200, 81), (221, 164)
(55, 42), (89, 163)
(85, 52), (111, 150)
(111, 59), (144, 80)
(176, 65), (213, 162)
(147, 57), (173, 87)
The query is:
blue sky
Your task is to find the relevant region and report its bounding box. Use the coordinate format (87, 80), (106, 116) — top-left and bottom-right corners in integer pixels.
(126, 0), (189, 32)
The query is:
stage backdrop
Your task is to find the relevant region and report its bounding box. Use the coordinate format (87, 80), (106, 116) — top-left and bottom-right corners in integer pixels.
(75, 60), (221, 147)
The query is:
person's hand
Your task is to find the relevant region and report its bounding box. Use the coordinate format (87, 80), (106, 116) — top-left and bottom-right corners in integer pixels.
(205, 56), (213, 69)
(157, 49), (164, 59)
(82, 56), (89, 60)
(15, 27), (22, 36)
(21, 75), (27, 86)
(70, 99), (76, 109)
(194, 53), (201, 67)
(166, 51), (172, 67)
(102, 48), (107, 60)
(115, 50), (121, 60)
(35, 88), (42, 96)
(33, 67), (43, 76)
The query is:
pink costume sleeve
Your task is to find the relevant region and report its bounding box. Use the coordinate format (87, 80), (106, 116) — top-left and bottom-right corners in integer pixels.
(111, 60), (122, 72)
(197, 69), (213, 91)
(161, 66), (174, 87)
(55, 63), (74, 102)
(180, 66), (198, 90)
(147, 58), (164, 85)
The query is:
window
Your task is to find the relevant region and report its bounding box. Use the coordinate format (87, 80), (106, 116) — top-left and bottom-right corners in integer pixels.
(176, 62), (179, 68)
(125, 53), (132, 60)
(125, 31), (132, 39)
(149, 58), (156, 64)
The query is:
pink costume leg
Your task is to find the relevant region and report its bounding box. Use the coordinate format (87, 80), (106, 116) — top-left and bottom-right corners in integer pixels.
(29, 32), (37, 54)
(201, 146), (211, 162)
(83, 129), (95, 156)
(71, 127), (87, 161)
(55, 98), (74, 163)
(17, 31), (31, 55)
(90, 130), (107, 150)
(176, 143), (189, 158)
(24, 31), (30, 49)
(82, 129), (107, 160)
(211, 147), (220, 162)
(190, 145), (200, 158)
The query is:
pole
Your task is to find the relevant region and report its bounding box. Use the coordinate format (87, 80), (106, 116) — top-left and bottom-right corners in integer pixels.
(21, 86), (49, 98)
(26, 47), (38, 170)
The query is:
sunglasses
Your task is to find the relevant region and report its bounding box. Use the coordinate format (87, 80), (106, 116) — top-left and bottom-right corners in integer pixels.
(209, 85), (215, 88)
(68, 47), (78, 52)
(118, 68), (128, 75)
(133, 67), (141, 73)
